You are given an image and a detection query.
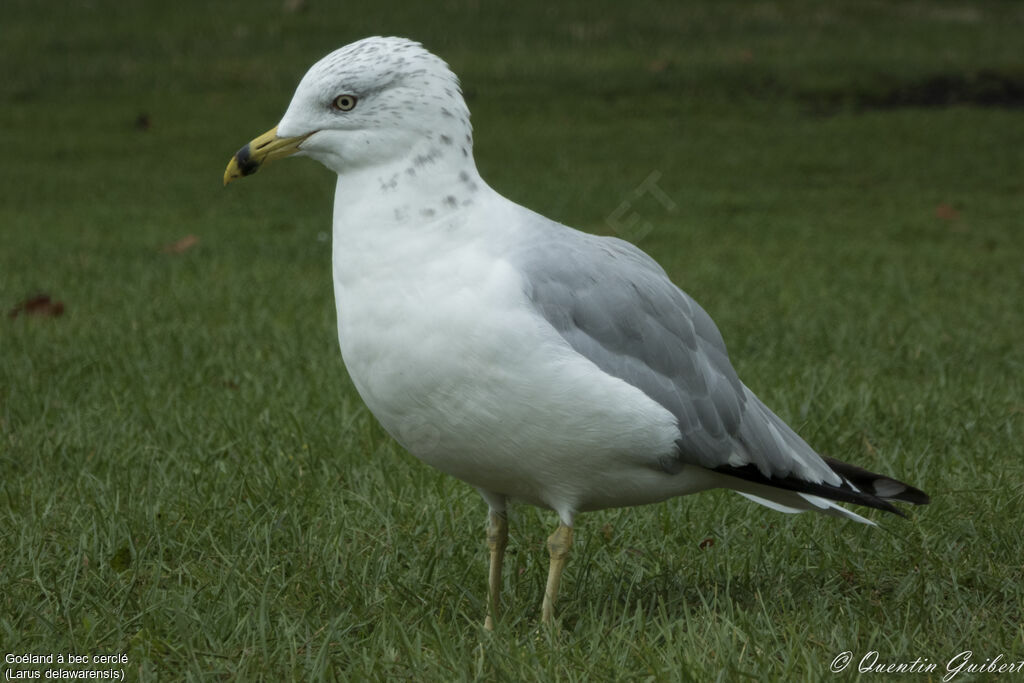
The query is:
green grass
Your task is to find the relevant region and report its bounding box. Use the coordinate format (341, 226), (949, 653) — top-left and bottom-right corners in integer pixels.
(2, 0), (1023, 680)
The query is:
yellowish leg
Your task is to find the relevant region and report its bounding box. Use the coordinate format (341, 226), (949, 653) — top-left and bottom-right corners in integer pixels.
(541, 523), (573, 625)
(484, 511), (508, 631)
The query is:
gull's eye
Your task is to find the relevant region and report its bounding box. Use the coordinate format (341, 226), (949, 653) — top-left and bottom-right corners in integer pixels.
(332, 94), (358, 111)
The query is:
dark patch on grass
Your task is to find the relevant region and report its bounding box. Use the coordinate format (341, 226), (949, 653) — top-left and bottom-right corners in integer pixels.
(8, 294), (65, 318)
(109, 544), (132, 573)
(802, 68), (1024, 114)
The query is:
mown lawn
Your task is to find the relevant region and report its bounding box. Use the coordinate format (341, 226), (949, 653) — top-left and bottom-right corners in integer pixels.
(2, 1), (1022, 680)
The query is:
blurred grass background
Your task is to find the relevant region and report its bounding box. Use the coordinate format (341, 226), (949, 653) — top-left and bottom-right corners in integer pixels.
(2, 0), (1023, 680)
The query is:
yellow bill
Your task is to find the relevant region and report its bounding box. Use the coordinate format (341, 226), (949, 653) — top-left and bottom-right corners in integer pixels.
(223, 126), (311, 186)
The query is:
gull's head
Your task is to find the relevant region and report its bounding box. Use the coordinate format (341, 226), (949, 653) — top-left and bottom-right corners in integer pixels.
(224, 37), (472, 184)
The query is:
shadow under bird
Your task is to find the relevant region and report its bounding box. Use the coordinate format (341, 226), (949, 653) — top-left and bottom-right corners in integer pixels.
(224, 36), (929, 628)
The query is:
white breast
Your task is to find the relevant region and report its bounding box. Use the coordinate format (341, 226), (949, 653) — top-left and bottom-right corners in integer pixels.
(329, 193), (686, 514)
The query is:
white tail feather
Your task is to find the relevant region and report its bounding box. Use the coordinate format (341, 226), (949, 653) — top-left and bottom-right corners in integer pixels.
(733, 489), (877, 526)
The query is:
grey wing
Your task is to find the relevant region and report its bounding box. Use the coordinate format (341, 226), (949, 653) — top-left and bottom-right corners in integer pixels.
(510, 225), (841, 486)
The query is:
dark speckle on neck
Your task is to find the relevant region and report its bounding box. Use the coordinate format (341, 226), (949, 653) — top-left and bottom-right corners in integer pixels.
(457, 171), (479, 193)
(413, 147), (442, 167)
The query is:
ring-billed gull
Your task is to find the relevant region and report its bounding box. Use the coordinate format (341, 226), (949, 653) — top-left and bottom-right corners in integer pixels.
(224, 36), (929, 627)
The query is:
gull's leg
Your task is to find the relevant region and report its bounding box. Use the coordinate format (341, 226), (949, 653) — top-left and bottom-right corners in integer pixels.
(484, 509), (508, 631)
(541, 522), (573, 625)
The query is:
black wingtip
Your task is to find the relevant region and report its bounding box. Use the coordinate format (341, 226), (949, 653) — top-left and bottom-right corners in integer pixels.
(821, 456), (930, 506)
(715, 456), (929, 518)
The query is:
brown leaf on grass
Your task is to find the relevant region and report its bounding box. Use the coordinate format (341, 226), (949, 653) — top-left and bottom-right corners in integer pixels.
(648, 58), (672, 73)
(935, 203), (960, 220)
(8, 294), (65, 319)
(161, 234), (200, 254)
(698, 537), (715, 550)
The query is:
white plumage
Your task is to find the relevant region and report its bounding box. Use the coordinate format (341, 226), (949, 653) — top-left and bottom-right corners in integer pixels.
(224, 36), (928, 626)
